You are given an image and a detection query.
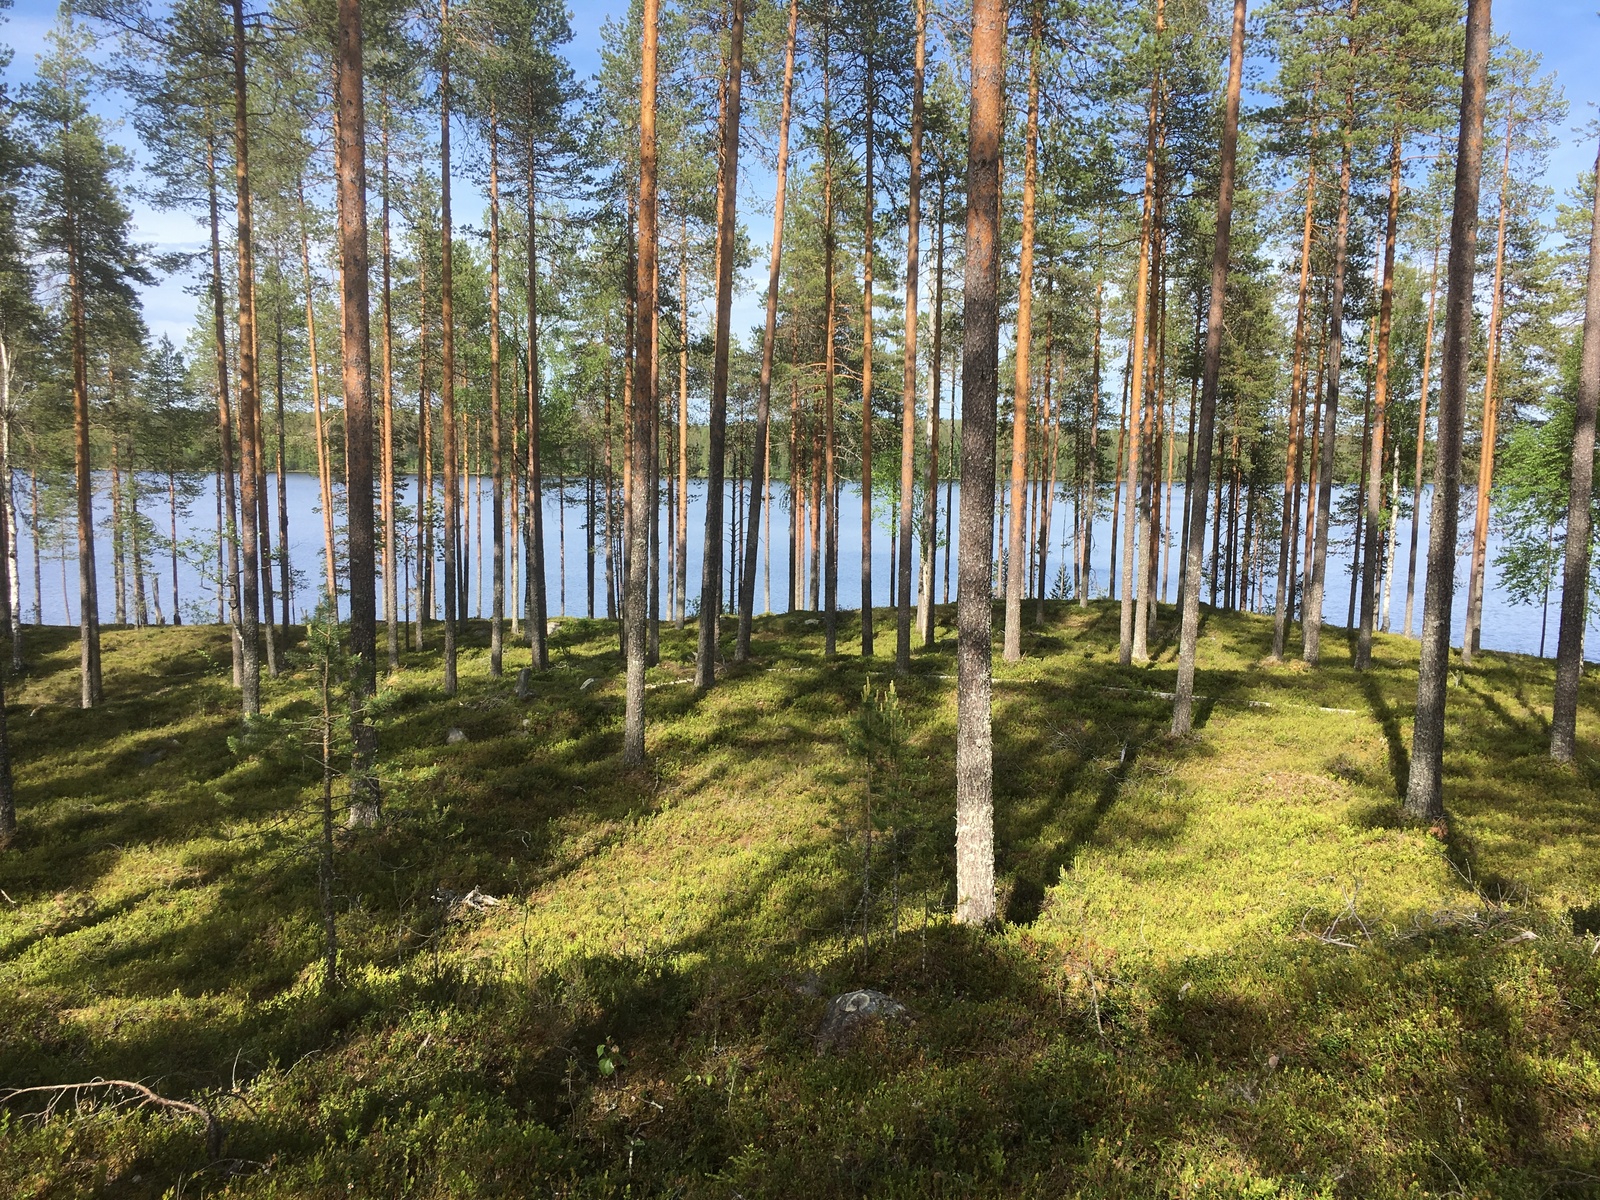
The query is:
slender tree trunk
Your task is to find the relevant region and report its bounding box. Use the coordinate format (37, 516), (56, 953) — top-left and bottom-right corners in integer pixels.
(737, 0), (798, 662)
(380, 98), (399, 672)
(893, 0), (927, 670)
(624, 0), (661, 760)
(918, 173), (945, 646)
(1357, 130), (1403, 667)
(110, 434), (126, 625)
(1003, 1), (1043, 663)
(416, 237), (431, 649)
(1110, 342), (1131, 602)
(1463, 98), (1518, 665)
(1405, 229), (1442, 639)
(0, 441), (15, 842)
(1119, 3), (1162, 665)
(167, 470), (180, 624)
(1381, 440), (1399, 631)
(860, 48), (877, 659)
(206, 138), (242, 691)
(1406, 0), (1490, 822)
(275, 304), (290, 629)
(299, 178), (339, 609)
(438, 0), (459, 694)
(1551, 138), (1600, 760)
(954, 0), (1003, 926)
(1174, 0), (1246, 734)
(675, 218), (689, 630)
(526, 155), (549, 668)
(1304, 18), (1358, 666)
(1272, 125), (1317, 659)
(336, 0), (379, 819)
(1081, 272), (1104, 605)
(822, 37), (839, 657)
(229, 0), (264, 716)
(1037, 306), (1058, 620)
(487, 109), (505, 677)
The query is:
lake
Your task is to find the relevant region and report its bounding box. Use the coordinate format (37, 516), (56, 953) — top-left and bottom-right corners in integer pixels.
(13, 471), (1593, 662)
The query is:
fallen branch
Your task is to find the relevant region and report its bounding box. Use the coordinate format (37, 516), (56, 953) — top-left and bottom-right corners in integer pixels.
(1, 1078), (222, 1157)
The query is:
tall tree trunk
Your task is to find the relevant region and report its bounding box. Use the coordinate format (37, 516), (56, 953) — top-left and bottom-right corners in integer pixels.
(1303, 12), (1358, 665)
(299, 177), (339, 609)
(273, 304), (290, 629)
(0, 440), (15, 842)
(1404, 228), (1442, 638)
(1172, 0), (1246, 734)
(624, 0), (661, 761)
(110, 433), (126, 625)
(438, 0), (459, 695)
(526, 153), (549, 668)
(696, 3), (745, 686)
(918, 172), (945, 645)
(230, 0), (262, 716)
(1463, 96), (1517, 665)
(1551, 137), (1600, 761)
(737, 0), (798, 662)
(1272, 121), (1317, 659)
(488, 109), (505, 677)
(1080, 270), (1103, 605)
(860, 47), (877, 659)
(1110, 342), (1131, 602)
(1036, 304), (1058, 621)
(895, 0), (927, 671)
(1119, 0), (1162, 665)
(380, 96), (399, 672)
(1357, 129), (1403, 667)
(1405, 0), (1490, 822)
(206, 138), (242, 692)
(337, 0), (379, 821)
(823, 34), (839, 657)
(416, 236), (431, 648)
(675, 218), (689, 630)
(1003, 0), (1042, 663)
(955, 0), (1002, 927)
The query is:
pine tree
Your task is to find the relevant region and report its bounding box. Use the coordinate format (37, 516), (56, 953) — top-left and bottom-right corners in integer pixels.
(24, 19), (152, 707)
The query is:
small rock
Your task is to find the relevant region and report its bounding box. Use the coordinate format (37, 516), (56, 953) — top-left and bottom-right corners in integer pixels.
(580, 677), (597, 692)
(446, 727), (467, 745)
(137, 748), (168, 768)
(434, 885), (501, 920)
(815, 989), (910, 1054)
(516, 668), (533, 699)
(804, 618), (820, 627)
(548, 620), (562, 635)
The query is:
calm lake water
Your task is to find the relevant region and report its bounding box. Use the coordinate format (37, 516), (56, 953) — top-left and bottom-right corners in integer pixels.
(15, 471), (1594, 662)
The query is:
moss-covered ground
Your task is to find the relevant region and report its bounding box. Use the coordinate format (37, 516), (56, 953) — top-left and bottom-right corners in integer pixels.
(2, 602), (1599, 1198)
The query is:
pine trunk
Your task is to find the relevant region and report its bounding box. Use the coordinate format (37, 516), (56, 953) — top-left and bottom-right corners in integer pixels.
(1463, 99), (1517, 664)
(737, 0), (798, 661)
(1551, 138), (1600, 760)
(695, 0), (744, 689)
(1405, 0), (1490, 822)
(955, 0), (1003, 927)
(1357, 131), (1403, 667)
(624, 0), (661, 761)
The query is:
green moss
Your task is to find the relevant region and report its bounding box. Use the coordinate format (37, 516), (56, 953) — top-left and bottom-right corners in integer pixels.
(1, 605), (1598, 1197)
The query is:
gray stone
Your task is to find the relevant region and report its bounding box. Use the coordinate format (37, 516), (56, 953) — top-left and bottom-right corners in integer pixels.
(516, 668), (533, 699)
(815, 989), (910, 1054)
(446, 727), (467, 745)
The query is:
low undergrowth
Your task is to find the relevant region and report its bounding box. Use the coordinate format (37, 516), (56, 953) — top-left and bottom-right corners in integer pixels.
(2, 603), (1598, 1198)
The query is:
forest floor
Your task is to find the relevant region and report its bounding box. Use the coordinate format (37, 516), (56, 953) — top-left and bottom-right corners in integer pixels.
(2, 601), (1599, 1198)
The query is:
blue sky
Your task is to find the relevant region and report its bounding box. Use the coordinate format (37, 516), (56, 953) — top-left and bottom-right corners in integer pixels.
(3, 0), (1597, 349)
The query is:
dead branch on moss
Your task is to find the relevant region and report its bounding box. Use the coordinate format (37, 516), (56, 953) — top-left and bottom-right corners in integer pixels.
(1, 1078), (222, 1157)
